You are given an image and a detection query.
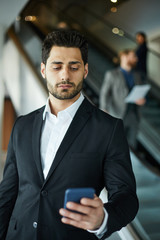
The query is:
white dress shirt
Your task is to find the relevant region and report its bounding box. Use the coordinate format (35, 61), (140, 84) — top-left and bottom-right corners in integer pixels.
(40, 93), (84, 179)
(40, 93), (108, 237)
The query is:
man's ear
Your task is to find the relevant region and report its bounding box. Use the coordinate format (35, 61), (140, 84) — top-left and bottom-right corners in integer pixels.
(41, 63), (46, 78)
(84, 63), (88, 79)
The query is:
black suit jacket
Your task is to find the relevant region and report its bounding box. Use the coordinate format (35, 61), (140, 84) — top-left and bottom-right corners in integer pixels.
(0, 98), (138, 240)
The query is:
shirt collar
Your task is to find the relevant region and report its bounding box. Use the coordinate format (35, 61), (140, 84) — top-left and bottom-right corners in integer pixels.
(120, 67), (132, 74)
(43, 93), (84, 120)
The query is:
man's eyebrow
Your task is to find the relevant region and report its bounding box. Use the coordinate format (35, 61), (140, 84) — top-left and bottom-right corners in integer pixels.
(69, 61), (81, 65)
(51, 61), (63, 64)
(51, 61), (81, 65)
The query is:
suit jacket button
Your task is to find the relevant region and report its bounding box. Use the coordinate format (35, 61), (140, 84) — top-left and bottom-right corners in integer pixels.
(41, 190), (48, 196)
(33, 222), (37, 228)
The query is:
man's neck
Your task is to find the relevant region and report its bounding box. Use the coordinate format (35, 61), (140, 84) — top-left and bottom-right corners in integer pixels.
(120, 64), (131, 72)
(48, 93), (81, 116)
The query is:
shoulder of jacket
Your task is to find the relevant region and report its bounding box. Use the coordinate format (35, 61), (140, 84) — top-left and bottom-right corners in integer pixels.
(105, 67), (120, 76)
(94, 106), (121, 123)
(14, 106), (45, 127)
(19, 106), (44, 118)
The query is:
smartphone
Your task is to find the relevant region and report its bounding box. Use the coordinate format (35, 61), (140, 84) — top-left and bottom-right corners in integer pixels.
(64, 187), (95, 209)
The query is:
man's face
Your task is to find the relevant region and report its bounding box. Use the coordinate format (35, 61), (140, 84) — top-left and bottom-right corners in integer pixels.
(127, 51), (138, 68)
(136, 34), (145, 45)
(41, 46), (88, 100)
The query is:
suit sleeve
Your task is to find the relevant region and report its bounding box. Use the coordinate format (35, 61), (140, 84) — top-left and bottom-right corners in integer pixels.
(0, 120), (19, 239)
(102, 119), (139, 239)
(99, 71), (113, 112)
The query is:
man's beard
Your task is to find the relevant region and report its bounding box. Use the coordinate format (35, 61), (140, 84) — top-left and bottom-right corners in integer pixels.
(46, 79), (83, 100)
(129, 62), (137, 68)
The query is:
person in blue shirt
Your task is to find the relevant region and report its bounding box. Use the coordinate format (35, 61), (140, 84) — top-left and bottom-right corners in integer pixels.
(100, 49), (146, 149)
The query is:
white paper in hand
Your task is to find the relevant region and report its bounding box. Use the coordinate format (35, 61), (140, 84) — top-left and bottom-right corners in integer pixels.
(125, 84), (151, 103)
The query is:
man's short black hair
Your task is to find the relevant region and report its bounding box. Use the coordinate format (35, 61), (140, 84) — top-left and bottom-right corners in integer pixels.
(42, 29), (88, 65)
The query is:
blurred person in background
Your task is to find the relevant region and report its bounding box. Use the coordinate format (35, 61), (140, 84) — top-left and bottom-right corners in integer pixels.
(100, 49), (146, 150)
(135, 32), (148, 79)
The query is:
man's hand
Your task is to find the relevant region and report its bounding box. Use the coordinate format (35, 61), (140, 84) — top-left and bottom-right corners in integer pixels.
(59, 195), (104, 231)
(135, 98), (146, 106)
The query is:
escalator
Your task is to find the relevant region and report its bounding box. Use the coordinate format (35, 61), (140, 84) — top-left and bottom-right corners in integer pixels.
(3, 2), (160, 239)
(131, 151), (160, 240)
(19, 1), (160, 166)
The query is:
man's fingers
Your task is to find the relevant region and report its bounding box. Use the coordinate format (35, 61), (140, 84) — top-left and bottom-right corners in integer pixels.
(59, 196), (105, 230)
(66, 201), (94, 215)
(81, 195), (103, 208)
(61, 216), (90, 230)
(59, 208), (90, 226)
(59, 197), (103, 219)
(59, 206), (91, 220)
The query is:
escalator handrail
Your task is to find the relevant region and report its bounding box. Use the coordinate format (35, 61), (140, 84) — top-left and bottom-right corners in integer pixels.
(7, 26), (47, 95)
(62, 3), (160, 59)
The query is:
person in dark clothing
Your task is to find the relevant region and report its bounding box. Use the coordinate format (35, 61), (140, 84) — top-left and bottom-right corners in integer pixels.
(135, 32), (148, 78)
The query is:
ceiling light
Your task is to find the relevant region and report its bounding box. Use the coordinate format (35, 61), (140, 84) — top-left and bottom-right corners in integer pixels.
(57, 21), (68, 29)
(110, 7), (117, 12)
(111, 0), (117, 3)
(25, 16), (37, 22)
(112, 27), (119, 34)
(118, 30), (124, 36)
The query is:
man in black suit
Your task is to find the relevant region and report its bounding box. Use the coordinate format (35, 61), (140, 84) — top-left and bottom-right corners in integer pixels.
(0, 30), (138, 240)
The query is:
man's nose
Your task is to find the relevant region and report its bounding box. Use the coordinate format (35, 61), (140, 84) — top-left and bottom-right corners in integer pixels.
(61, 68), (70, 81)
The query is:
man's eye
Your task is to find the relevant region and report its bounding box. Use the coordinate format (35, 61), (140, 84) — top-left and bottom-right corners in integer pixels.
(53, 67), (61, 70)
(71, 67), (78, 71)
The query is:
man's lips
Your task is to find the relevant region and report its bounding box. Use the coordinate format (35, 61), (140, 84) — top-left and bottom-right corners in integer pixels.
(58, 84), (73, 89)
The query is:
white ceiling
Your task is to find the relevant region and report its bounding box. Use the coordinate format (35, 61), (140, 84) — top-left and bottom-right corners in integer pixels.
(0, 0), (160, 50)
(0, 0), (160, 41)
(105, 0), (160, 41)
(0, 0), (29, 29)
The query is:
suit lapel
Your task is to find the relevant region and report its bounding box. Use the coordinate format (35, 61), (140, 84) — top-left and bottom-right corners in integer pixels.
(32, 107), (45, 184)
(43, 98), (94, 185)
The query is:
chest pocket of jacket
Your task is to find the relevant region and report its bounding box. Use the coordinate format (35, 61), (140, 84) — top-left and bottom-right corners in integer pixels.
(70, 152), (99, 158)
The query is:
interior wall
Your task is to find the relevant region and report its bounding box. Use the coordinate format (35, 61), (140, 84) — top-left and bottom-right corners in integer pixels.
(2, 98), (16, 151)
(3, 39), (48, 116)
(0, 25), (5, 160)
(0, 0), (29, 28)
